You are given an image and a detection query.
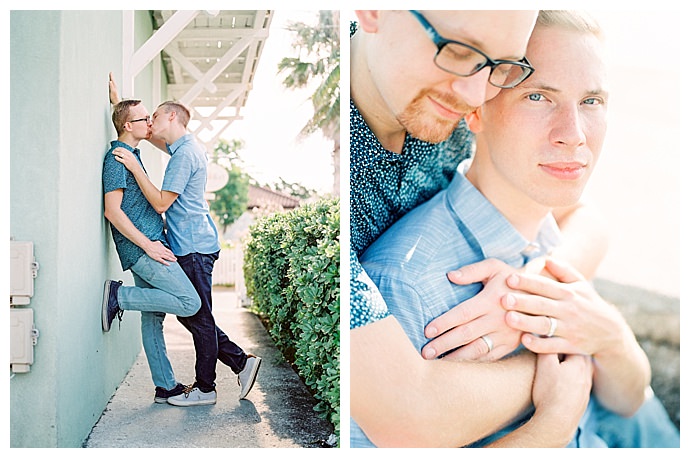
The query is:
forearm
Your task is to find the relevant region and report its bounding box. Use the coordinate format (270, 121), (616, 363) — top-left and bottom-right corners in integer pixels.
(486, 410), (574, 448)
(130, 166), (169, 213)
(351, 317), (536, 448)
(147, 136), (168, 152)
(105, 206), (154, 252)
(592, 321), (651, 416)
(551, 203), (609, 279)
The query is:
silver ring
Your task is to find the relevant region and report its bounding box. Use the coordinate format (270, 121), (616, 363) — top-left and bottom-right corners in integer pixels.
(480, 335), (493, 352)
(546, 316), (557, 338)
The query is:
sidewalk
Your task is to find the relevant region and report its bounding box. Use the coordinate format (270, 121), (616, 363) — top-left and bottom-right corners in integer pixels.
(84, 288), (335, 448)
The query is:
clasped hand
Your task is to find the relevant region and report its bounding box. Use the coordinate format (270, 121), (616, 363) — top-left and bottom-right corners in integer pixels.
(423, 256), (616, 362)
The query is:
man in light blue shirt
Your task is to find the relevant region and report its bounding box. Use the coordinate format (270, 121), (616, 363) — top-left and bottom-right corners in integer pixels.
(113, 101), (261, 407)
(360, 11), (679, 448)
(362, 167), (561, 353)
(160, 134), (220, 257)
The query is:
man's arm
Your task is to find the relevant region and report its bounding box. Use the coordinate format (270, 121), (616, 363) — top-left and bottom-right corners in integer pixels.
(486, 353), (593, 448)
(551, 202), (609, 280)
(351, 315), (537, 448)
(109, 72), (119, 105)
(351, 253), (539, 447)
(104, 189), (177, 265)
(111, 148), (178, 214)
(352, 316), (593, 448)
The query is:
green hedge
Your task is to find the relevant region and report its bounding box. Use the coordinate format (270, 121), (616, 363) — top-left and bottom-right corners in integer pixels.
(243, 197), (340, 443)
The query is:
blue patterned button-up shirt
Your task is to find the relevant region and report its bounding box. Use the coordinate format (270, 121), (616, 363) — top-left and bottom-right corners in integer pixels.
(349, 98), (473, 329)
(102, 140), (167, 271)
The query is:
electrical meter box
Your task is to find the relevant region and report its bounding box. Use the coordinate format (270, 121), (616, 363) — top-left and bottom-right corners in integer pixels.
(10, 308), (35, 373)
(10, 241), (37, 305)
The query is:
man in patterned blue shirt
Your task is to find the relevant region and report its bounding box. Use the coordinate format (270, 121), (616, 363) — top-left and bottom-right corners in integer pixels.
(112, 100), (261, 407)
(350, 10), (611, 447)
(360, 11), (679, 447)
(102, 99), (201, 404)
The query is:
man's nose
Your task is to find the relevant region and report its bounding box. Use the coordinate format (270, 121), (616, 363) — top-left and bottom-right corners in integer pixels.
(449, 67), (495, 108)
(550, 104), (586, 148)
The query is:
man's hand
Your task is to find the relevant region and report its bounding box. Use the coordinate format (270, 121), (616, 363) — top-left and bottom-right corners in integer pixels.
(422, 258), (524, 361)
(109, 72), (120, 105)
(530, 353), (593, 446)
(502, 257), (623, 357)
(144, 240), (177, 266)
(112, 147), (141, 173)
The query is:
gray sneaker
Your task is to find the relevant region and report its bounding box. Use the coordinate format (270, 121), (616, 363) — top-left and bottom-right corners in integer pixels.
(238, 355), (262, 400)
(167, 386), (217, 406)
(101, 280), (123, 332)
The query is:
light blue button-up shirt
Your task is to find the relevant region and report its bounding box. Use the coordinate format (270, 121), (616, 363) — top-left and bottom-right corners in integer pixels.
(361, 169), (561, 352)
(161, 134), (220, 256)
(351, 169), (566, 448)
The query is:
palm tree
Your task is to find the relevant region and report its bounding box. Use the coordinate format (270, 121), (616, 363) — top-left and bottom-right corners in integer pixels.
(277, 10), (340, 196)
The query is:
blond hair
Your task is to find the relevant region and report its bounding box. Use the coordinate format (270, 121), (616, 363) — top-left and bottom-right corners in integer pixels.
(537, 10), (603, 39)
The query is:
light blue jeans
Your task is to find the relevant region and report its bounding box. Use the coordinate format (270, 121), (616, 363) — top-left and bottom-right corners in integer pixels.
(121, 255), (201, 390)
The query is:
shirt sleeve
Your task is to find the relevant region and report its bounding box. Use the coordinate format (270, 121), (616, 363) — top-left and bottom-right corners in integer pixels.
(350, 247), (390, 329)
(102, 153), (128, 194)
(161, 151), (194, 194)
(373, 274), (428, 352)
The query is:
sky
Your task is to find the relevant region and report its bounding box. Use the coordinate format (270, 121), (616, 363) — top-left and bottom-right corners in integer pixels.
(219, 10), (335, 195)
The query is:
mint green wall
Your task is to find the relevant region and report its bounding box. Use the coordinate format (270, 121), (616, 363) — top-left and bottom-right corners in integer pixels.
(10, 10), (163, 447)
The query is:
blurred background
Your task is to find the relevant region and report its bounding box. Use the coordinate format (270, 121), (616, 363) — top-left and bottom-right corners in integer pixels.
(583, 10), (680, 299)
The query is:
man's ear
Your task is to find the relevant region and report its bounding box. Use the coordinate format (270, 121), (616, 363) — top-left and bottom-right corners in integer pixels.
(464, 107), (484, 134)
(355, 11), (381, 33)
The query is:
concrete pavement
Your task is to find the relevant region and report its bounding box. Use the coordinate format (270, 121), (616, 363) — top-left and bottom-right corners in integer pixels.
(83, 288), (335, 448)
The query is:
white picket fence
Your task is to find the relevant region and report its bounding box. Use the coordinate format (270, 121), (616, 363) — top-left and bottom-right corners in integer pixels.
(212, 246), (249, 307)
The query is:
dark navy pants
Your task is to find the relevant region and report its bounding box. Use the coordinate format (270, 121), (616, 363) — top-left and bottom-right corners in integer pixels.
(176, 251), (247, 392)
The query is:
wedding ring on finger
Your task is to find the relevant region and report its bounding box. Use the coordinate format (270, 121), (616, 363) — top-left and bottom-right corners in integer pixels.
(480, 335), (494, 353)
(546, 316), (557, 338)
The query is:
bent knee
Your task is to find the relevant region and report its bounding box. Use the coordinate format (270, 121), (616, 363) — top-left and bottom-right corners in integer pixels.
(179, 295), (201, 316)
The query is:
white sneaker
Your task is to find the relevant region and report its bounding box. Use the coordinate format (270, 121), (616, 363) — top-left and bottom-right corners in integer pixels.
(238, 355), (262, 400)
(167, 386), (217, 406)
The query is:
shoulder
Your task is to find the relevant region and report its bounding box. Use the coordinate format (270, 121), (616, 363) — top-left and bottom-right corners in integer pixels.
(102, 149), (124, 174)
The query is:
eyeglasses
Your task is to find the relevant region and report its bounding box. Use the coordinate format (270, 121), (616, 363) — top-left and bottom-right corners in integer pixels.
(409, 10), (535, 89)
(127, 116), (151, 125)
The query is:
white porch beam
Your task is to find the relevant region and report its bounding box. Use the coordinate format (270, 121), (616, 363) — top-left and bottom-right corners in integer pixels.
(163, 45), (218, 93)
(130, 10), (201, 77)
(195, 86), (245, 131)
(179, 35), (254, 106)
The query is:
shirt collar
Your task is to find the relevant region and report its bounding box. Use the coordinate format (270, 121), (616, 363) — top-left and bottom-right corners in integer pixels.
(110, 140), (139, 156)
(445, 169), (561, 265)
(350, 99), (435, 165)
(166, 133), (192, 156)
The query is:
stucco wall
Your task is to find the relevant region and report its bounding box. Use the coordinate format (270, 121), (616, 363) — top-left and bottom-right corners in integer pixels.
(10, 10), (163, 447)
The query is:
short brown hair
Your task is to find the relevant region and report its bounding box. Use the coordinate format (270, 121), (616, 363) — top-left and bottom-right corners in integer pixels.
(157, 101), (191, 128)
(112, 99), (142, 136)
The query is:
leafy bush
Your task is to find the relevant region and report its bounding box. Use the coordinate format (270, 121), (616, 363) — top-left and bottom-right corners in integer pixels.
(243, 197), (340, 443)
